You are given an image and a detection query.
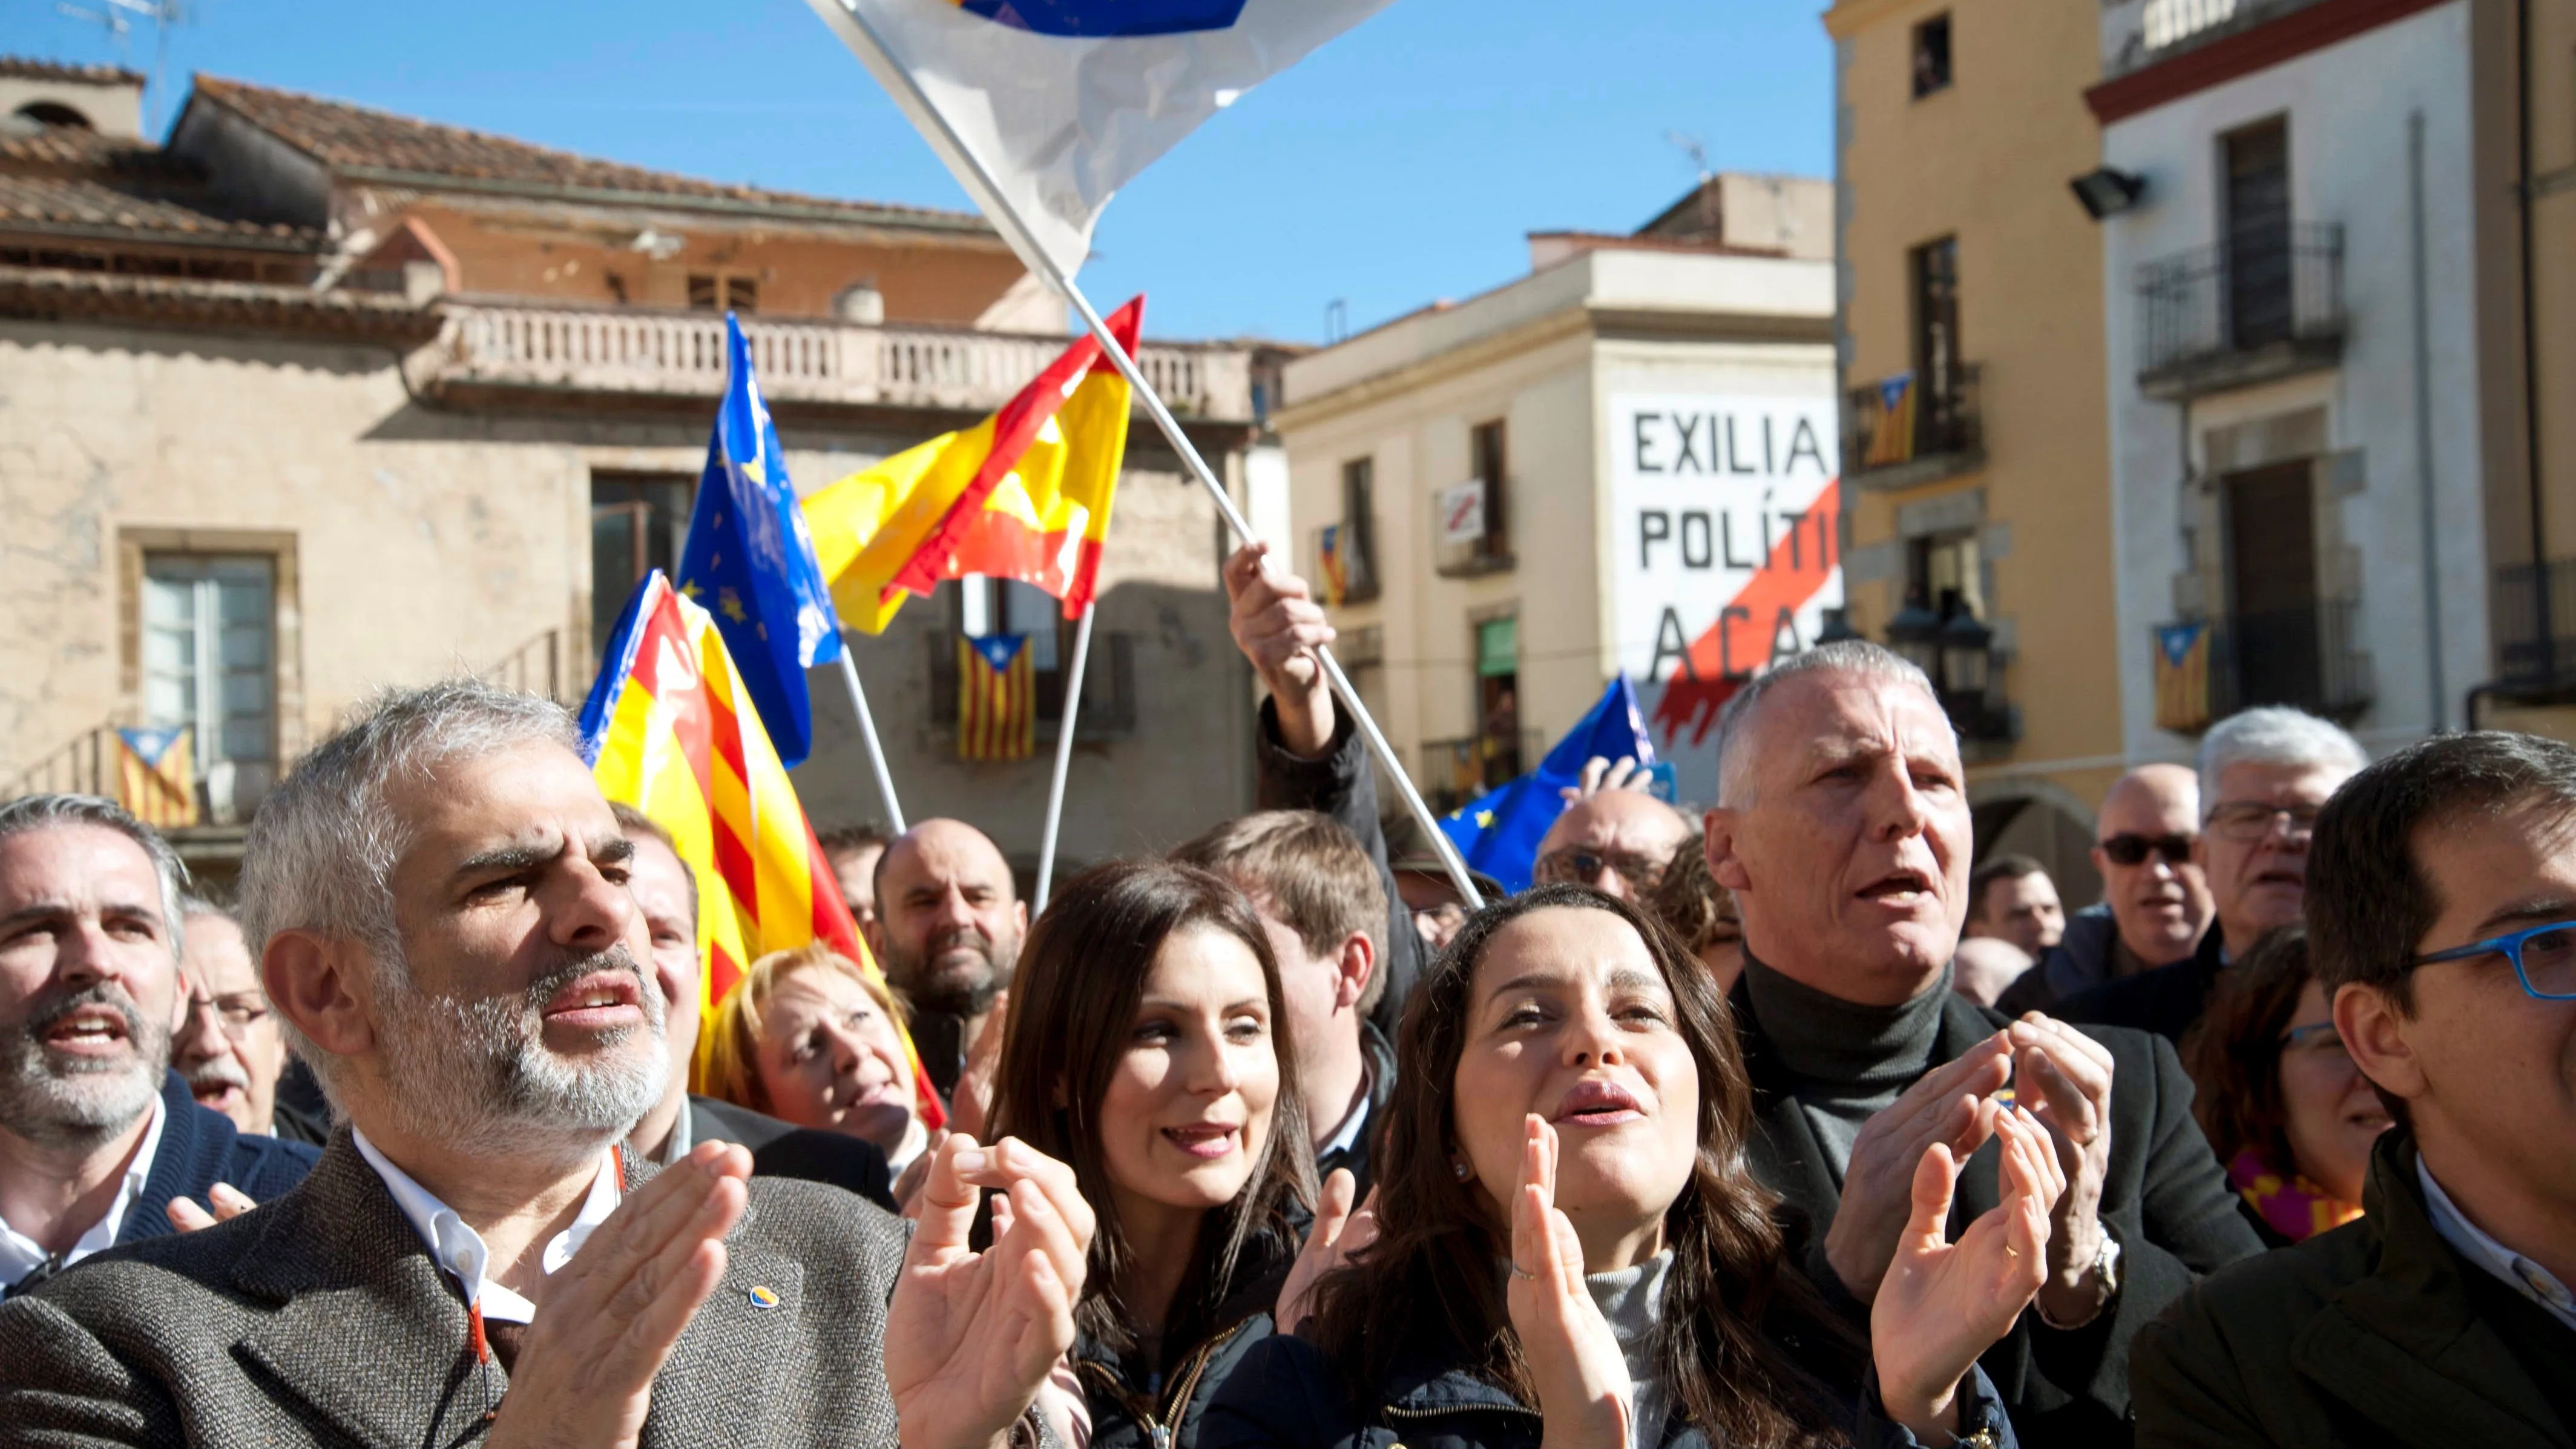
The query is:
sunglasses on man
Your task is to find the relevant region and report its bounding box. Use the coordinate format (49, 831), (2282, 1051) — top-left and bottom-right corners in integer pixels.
(2098, 832), (2193, 867)
(1534, 846), (1668, 892)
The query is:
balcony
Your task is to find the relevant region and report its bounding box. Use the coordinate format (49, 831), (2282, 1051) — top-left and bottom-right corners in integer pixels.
(1422, 730), (1543, 813)
(2492, 559), (2576, 689)
(2150, 600), (2373, 732)
(426, 300), (1255, 422)
(1844, 363), (1983, 492)
(2135, 223), (2344, 401)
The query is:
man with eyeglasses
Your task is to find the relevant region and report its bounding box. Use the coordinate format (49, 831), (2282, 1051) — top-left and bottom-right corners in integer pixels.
(2058, 708), (2365, 1044)
(2135, 729), (2576, 1449)
(2001, 764), (2214, 1014)
(0, 797), (314, 1298)
(1528, 789), (1696, 902)
(168, 896), (292, 1140)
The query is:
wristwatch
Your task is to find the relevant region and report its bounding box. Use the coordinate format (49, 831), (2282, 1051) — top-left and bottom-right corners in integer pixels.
(2035, 1227), (2121, 1330)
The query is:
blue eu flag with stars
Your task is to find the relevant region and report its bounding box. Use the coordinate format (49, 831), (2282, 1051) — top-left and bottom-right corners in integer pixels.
(675, 315), (846, 767)
(1439, 676), (1663, 893)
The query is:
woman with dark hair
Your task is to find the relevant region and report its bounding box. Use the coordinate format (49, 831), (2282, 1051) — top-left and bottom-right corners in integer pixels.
(1207, 884), (2058, 1449)
(2182, 924), (2391, 1246)
(985, 858), (1317, 1449)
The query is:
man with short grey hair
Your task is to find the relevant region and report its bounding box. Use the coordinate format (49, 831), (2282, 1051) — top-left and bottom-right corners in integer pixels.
(2057, 705), (2367, 1043)
(1704, 640), (2258, 1446)
(0, 681), (1092, 1448)
(0, 795), (312, 1296)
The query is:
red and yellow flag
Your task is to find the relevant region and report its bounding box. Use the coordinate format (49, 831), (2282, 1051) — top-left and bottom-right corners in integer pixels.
(803, 297), (1143, 632)
(957, 634), (1037, 762)
(579, 571), (944, 1126)
(115, 726), (199, 830)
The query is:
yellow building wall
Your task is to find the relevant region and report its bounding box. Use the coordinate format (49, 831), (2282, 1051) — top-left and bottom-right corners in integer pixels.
(1827, 0), (2128, 833)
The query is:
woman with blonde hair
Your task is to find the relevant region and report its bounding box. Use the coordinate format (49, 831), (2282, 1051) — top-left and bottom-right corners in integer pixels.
(702, 942), (935, 1188)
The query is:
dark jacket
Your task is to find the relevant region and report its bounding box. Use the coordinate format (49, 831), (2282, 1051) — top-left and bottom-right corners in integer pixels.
(1198, 1315), (2019, 1449)
(2054, 928), (2227, 1046)
(688, 1094), (898, 1212)
(7, 1071), (322, 1297)
(1732, 980), (2261, 1449)
(1253, 699), (1425, 1042)
(1314, 1021), (1397, 1204)
(1076, 1232), (1295, 1449)
(2132, 1128), (2576, 1449)
(0, 1129), (913, 1448)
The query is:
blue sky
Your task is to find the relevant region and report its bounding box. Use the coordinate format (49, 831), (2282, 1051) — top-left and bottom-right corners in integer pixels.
(8, 0), (1834, 342)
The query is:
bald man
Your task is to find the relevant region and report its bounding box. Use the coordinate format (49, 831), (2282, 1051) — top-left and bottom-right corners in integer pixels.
(872, 819), (1026, 1100)
(1530, 789), (1696, 904)
(1999, 764), (2215, 1015)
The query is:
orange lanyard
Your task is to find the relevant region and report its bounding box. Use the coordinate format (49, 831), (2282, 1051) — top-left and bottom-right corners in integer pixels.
(464, 1145), (623, 1367)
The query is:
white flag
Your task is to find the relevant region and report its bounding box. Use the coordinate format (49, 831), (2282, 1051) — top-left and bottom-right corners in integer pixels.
(806, 0), (1393, 283)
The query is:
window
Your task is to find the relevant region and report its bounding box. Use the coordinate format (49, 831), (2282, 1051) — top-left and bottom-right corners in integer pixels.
(1911, 14), (1952, 98)
(2223, 461), (2324, 709)
(1336, 458), (1381, 603)
(1905, 532), (1986, 624)
(1474, 616), (1523, 789)
(591, 473), (694, 666)
(1437, 419), (1514, 575)
(2223, 118), (2292, 350)
(141, 554), (276, 819)
(956, 576), (1070, 721)
(687, 272), (759, 314)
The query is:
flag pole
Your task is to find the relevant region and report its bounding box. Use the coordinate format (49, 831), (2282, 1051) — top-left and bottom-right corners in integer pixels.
(835, 644), (907, 835)
(1033, 603), (1096, 913)
(806, 0), (1483, 911)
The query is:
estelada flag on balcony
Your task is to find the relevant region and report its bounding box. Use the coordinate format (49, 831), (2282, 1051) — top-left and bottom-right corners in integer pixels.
(804, 0), (1393, 281)
(958, 633), (1037, 762)
(1316, 524), (1349, 608)
(1438, 677), (1660, 895)
(1863, 373), (1918, 469)
(114, 726), (198, 830)
(803, 297), (1143, 634)
(672, 315), (847, 769)
(2154, 620), (2214, 734)
(579, 570), (944, 1128)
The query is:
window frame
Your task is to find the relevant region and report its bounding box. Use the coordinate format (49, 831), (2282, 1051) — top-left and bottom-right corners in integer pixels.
(1911, 13), (1954, 99)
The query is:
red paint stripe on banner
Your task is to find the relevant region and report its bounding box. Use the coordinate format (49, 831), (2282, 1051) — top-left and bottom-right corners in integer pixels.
(1649, 481), (1844, 748)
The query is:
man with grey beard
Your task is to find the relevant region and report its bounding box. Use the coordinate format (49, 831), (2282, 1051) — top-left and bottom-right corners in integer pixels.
(0, 682), (1094, 1449)
(873, 818), (1026, 1103)
(0, 796), (314, 1296)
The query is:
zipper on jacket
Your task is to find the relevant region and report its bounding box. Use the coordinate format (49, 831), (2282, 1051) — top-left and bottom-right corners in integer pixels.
(1086, 1316), (1257, 1449)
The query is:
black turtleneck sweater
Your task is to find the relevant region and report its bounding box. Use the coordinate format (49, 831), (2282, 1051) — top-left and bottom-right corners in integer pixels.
(1738, 952), (1947, 1185)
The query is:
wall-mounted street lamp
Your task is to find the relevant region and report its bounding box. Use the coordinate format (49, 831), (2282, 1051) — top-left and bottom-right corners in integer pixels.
(1885, 600), (1944, 679)
(2070, 166), (2148, 220)
(1939, 609), (1995, 704)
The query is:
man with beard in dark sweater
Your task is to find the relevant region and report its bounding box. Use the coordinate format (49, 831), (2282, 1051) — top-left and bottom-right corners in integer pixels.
(1701, 641), (2259, 1448)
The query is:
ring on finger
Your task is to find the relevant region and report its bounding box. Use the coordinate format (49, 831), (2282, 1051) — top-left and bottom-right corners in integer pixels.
(1509, 1263), (1542, 1280)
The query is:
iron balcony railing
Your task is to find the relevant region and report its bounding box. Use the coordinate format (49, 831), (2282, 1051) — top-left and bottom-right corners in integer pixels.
(2492, 559), (2576, 688)
(2136, 222), (2345, 387)
(1845, 362), (1982, 480)
(2155, 599), (2373, 729)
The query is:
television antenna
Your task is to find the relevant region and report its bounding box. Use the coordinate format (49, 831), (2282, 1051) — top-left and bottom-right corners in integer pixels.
(1662, 131), (1717, 233)
(53, 0), (191, 131)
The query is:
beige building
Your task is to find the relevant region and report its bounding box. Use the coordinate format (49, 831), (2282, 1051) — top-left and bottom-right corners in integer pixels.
(1824, 0), (2120, 898)
(0, 61), (1260, 881)
(1272, 179), (1836, 810)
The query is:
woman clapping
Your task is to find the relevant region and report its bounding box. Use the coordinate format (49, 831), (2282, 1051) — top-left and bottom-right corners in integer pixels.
(1209, 885), (2059, 1449)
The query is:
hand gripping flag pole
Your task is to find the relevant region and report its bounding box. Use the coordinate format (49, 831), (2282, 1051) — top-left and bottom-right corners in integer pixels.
(1033, 603), (1095, 913)
(807, 0), (1480, 910)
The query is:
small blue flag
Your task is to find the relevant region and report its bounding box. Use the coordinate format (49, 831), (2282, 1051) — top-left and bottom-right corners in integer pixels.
(1438, 676), (1660, 893)
(674, 315), (846, 767)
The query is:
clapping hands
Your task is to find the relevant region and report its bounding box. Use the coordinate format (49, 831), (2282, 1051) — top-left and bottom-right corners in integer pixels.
(1869, 1105), (2065, 1443)
(1503, 1116), (1632, 1449)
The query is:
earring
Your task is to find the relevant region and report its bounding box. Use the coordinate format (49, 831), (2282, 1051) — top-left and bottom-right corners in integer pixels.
(1453, 1158), (1473, 1180)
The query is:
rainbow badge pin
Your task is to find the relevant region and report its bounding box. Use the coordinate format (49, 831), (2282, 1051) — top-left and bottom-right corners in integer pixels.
(748, 1285), (783, 1310)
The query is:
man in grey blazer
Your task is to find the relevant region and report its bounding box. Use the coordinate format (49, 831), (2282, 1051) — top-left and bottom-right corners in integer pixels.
(0, 680), (1089, 1449)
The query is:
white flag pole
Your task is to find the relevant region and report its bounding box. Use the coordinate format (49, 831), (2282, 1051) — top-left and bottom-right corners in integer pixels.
(1033, 603), (1096, 913)
(807, 0), (1485, 912)
(835, 643), (907, 835)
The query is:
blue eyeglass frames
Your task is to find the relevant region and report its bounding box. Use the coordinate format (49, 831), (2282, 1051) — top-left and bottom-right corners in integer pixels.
(2406, 919), (2576, 1001)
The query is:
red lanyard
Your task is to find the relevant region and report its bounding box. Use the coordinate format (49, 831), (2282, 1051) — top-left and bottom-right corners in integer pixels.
(465, 1145), (624, 1367)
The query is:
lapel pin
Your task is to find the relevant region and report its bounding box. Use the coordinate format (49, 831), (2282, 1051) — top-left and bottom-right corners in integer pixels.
(748, 1285), (782, 1310)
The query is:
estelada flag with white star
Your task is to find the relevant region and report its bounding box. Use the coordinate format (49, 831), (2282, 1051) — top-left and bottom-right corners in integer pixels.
(804, 0), (1394, 281)
(579, 570), (945, 1128)
(672, 315), (846, 769)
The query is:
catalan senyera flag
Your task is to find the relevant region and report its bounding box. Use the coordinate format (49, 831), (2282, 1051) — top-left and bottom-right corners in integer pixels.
(2155, 620), (2214, 734)
(1864, 372), (1919, 469)
(803, 297), (1143, 634)
(958, 634), (1036, 762)
(115, 726), (198, 829)
(579, 570), (944, 1126)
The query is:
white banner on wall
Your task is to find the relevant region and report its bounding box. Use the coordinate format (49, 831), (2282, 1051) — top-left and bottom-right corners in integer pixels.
(1608, 393), (1844, 686)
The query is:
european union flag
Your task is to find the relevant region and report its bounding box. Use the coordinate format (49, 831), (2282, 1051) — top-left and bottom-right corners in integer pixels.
(675, 315), (846, 767)
(1438, 676), (1661, 893)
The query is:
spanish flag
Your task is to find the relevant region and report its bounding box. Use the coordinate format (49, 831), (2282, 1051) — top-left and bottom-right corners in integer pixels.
(803, 297), (1143, 632)
(578, 570), (944, 1126)
(115, 726), (198, 829)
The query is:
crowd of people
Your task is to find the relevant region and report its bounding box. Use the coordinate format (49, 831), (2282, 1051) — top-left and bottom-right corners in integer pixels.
(0, 542), (2566, 1449)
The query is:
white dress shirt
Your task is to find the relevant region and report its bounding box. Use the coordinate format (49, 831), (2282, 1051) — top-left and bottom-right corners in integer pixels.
(2419, 1157), (2576, 1332)
(353, 1127), (623, 1324)
(0, 1094), (167, 1290)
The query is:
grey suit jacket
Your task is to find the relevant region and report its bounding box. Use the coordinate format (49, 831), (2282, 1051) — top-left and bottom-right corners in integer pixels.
(0, 1131), (907, 1448)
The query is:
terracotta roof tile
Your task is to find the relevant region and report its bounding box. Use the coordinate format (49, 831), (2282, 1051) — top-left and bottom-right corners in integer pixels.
(191, 76), (987, 229)
(0, 57), (143, 85)
(0, 127), (318, 246)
